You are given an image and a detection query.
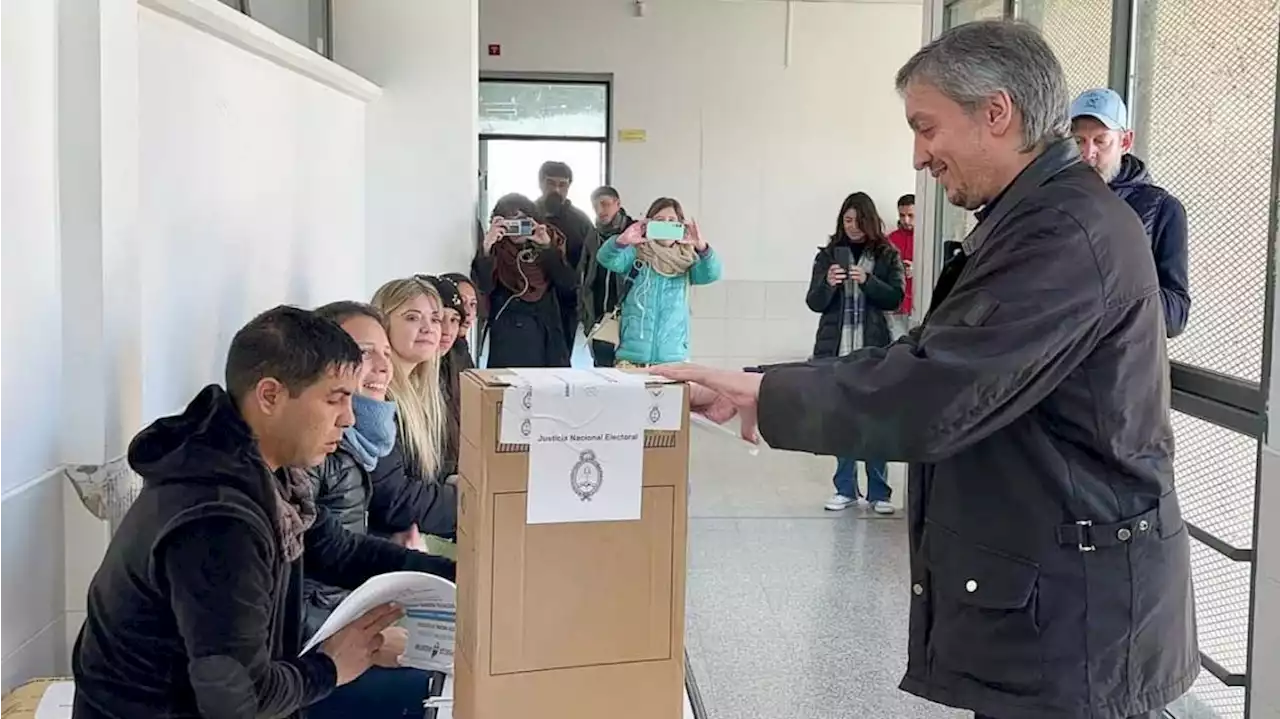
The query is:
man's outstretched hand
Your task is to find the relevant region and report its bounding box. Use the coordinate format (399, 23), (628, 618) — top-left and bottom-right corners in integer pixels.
(650, 364), (764, 443)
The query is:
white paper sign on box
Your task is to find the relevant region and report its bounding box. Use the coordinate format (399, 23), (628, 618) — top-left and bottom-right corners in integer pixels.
(508, 368), (649, 524)
(499, 368), (681, 442)
(593, 369), (685, 432)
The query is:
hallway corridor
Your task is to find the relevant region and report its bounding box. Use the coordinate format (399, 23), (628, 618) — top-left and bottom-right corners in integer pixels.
(682, 428), (964, 719)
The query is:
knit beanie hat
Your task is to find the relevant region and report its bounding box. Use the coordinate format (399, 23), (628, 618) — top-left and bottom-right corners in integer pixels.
(427, 275), (465, 318)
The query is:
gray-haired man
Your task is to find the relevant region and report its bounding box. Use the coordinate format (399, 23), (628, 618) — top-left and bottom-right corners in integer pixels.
(657, 20), (1196, 719)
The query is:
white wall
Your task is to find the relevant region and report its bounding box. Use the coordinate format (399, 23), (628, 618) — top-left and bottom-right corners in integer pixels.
(136, 5), (369, 418)
(332, 0), (480, 289)
(2, 0), (382, 692)
(1, 0), (72, 692)
(479, 0), (922, 366)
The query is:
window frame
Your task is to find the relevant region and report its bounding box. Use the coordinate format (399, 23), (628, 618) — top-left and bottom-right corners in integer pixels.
(478, 73), (614, 181)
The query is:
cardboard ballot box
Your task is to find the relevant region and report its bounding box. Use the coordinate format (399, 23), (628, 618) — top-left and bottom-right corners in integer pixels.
(454, 369), (689, 719)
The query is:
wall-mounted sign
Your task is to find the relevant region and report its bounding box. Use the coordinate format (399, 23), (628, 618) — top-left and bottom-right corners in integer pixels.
(617, 128), (647, 143)
(487, 44), (501, 56)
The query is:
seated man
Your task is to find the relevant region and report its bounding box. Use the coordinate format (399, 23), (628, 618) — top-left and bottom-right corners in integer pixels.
(72, 305), (455, 719)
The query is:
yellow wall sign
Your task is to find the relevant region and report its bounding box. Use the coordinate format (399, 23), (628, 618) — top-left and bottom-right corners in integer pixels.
(618, 128), (647, 143)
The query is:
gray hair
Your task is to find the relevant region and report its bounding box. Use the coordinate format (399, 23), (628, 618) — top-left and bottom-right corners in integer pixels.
(895, 20), (1069, 152)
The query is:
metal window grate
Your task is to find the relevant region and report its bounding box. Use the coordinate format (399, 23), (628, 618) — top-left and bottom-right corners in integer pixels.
(943, 0), (1007, 29)
(1130, 0), (1280, 383)
(1019, 0), (1113, 98)
(1171, 411), (1258, 551)
(1189, 537), (1252, 684)
(1169, 670), (1247, 719)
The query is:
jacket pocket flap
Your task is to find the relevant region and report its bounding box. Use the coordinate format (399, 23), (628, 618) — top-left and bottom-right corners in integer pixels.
(922, 522), (1039, 610)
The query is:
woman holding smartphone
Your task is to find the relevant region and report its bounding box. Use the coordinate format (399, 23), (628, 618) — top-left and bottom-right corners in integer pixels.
(595, 197), (722, 367)
(806, 191), (905, 515)
(472, 193), (576, 369)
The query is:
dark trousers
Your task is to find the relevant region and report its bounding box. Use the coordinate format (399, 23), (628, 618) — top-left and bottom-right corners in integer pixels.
(308, 666), (431, 719)
(591, 339), (617, 367)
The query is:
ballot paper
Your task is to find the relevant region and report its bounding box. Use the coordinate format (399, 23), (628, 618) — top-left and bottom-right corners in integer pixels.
(32, 682), (75, 719)
(301, 571), (456, 674)
(506, 368), (649, 524)
(692, 414), (761, 456)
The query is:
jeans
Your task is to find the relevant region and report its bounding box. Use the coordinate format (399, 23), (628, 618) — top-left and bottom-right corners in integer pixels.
(591, 339), (617, 367)
(833, 457), (891, 502)
(307, 666), (432, 719)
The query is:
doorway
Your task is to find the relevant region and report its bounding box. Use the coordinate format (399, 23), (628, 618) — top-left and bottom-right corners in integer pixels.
(477, 77), (611, 223)
(476, 76), (611, 367)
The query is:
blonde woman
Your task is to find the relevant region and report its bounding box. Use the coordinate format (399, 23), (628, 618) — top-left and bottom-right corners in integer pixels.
(368, 277), (457, 538)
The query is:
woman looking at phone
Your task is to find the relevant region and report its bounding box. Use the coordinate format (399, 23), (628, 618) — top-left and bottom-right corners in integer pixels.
(473, 193), (577, 368)
(806, 191), (905, 515)
(596, 197), (722, 367)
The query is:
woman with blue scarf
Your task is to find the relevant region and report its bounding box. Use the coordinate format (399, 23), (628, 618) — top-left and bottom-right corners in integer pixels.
(305, 301), (434, 719)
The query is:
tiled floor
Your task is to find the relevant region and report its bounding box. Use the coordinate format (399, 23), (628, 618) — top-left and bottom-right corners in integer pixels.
(683, 427), (965, 719)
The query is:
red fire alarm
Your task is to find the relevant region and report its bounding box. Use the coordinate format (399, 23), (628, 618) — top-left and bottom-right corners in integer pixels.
(487, 44), (501, 57)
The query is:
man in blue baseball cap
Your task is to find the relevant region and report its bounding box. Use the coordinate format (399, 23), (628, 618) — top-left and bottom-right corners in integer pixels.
(1071, 88), (1190, 337)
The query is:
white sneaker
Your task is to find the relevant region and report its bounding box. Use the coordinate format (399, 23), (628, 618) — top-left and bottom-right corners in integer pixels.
(871, 500), (896, 515)
(825, 494), (858, 511)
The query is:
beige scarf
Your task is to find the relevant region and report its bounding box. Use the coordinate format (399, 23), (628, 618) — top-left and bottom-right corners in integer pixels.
(637, 241), (699, 277)
(274, 467), (317, 562)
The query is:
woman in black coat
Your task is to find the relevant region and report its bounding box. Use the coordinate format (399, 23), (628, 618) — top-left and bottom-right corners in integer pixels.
(805, 192), (904, 515)
(473, 193), (577, 368)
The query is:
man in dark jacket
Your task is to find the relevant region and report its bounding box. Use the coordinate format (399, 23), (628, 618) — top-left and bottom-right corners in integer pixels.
(583, 185), (637, 366)
(72, 306), (455, 719)
(536, 161), (595, 355)
(1071, 87), (1191, 337)
(658, 21), (1196, 719)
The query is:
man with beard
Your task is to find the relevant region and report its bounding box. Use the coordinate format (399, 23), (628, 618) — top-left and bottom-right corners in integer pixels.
(1071, 88), (1190, 337)
(583, 185), (636, 366)
(536, 161), (596, 355)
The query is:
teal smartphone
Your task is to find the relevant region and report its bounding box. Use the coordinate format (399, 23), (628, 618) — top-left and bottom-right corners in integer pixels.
(645, 220), (686, 242)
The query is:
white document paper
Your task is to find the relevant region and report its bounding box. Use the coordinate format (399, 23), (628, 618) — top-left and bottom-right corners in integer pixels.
(588, 368), (684, 431)
(34, 682), (75, 719)
(511, 368), (649, 524)
(500, 368), (681, 441)
(301, 571), (456, 673)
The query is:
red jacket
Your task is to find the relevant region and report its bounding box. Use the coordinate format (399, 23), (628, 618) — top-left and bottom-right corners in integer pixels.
(888, 227), (913, 315)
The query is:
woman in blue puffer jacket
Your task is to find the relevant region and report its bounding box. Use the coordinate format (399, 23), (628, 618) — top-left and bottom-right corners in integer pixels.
(596, 197), (722, 367)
